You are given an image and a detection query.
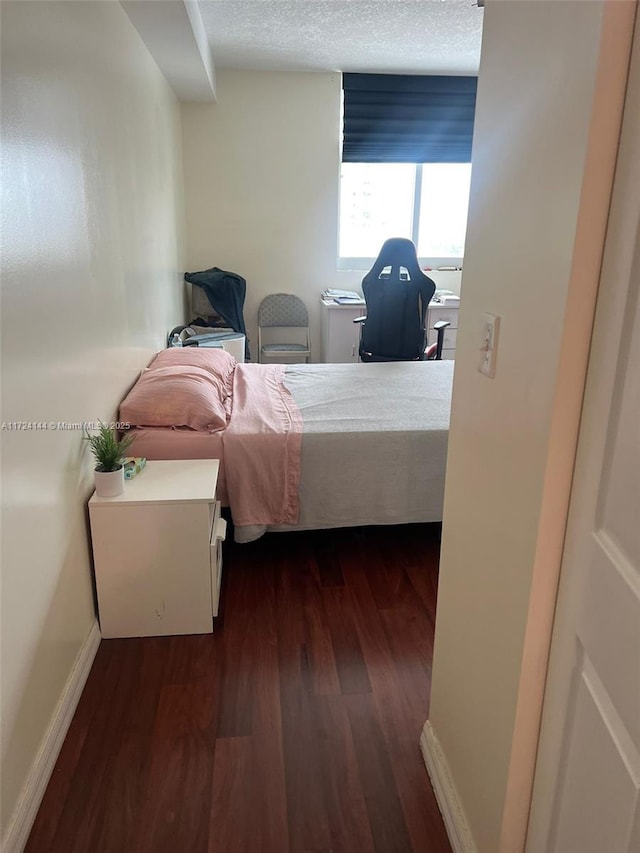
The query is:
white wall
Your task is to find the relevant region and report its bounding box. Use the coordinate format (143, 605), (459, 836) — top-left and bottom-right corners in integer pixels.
(426, 1), (634, 851)
(0, 1), (185, 843)
(181, 70), (341, 361)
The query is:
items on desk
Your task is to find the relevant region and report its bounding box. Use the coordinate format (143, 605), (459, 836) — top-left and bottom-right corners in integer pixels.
(123, 457), (146, 480)
(432, 289), (460, 305)
(322, 288), (365, 304)
(422, 266), (463, 271)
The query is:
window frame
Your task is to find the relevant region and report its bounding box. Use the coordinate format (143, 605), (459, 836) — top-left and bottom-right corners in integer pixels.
(337, 163), (468, 271)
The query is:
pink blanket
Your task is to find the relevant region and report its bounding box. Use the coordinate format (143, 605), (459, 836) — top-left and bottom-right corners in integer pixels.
(222, 364), (303, 527)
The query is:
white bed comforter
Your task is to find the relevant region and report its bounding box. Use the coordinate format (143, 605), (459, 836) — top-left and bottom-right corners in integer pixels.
(234, 360), (453, 542)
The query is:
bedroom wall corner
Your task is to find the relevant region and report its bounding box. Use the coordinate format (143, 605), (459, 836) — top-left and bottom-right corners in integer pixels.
(0, 1), (186, 845)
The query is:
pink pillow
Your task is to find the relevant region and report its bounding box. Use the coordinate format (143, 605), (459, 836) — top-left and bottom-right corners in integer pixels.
(149, 347), (236, 383)
(120, 366), (229, 432)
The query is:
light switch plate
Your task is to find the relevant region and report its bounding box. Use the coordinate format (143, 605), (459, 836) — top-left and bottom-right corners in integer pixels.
(479, 313), (500, 378)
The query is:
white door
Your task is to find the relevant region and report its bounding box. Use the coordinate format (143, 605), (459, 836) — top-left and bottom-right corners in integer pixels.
(526, 16), (640, 853)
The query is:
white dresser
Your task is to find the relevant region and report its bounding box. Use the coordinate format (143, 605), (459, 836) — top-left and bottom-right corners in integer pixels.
(89, 459), (226, 638)
(320, 298), (365, 363)
(174, 332), (246, 363)
(427, 302), (459, 359)
(208, 332), (245, 363)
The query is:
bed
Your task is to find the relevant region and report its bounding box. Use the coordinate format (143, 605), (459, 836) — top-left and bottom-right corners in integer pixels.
(121, 348), (454, 543)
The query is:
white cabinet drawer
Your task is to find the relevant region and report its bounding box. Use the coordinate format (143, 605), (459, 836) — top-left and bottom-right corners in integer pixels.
(209, 501), (226, 617)
(428, 305), (459, 329)
(320, 300), (365, 362)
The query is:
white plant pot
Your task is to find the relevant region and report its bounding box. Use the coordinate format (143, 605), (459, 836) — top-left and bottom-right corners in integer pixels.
(94, 466), (124, 497)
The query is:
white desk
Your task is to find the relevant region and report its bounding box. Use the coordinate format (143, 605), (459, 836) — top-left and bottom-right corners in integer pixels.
(320, 298), (365, 363)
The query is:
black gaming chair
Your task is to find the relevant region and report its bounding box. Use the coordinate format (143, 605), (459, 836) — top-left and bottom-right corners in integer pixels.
(354, 238), (447, 362)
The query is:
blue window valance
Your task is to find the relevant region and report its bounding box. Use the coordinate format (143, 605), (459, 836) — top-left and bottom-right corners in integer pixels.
(342, 73), (477, 163)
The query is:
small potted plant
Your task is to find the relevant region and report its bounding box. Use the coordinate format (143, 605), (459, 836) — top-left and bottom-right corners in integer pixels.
(84, 422), (135, 497)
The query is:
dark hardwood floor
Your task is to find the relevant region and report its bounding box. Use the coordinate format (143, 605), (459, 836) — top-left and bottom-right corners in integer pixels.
(26, 523), (451, 853)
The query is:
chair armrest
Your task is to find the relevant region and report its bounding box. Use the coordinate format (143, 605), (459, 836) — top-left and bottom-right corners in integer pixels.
(430, 320), (451, 360)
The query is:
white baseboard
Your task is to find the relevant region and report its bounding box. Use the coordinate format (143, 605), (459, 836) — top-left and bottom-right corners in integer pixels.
(2, 620), (101, 853)
(420, 720), (478, 853)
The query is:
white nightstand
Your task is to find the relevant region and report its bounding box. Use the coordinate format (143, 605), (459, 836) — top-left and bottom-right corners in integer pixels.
(89, 459), (226, 639)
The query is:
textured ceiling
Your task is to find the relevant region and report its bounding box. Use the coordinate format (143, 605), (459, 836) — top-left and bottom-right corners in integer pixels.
(197, 0), (484, 75)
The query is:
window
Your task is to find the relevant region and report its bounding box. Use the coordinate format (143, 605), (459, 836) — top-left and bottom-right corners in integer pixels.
(339, 72), (476, 269)
(338, 162), (472, 267)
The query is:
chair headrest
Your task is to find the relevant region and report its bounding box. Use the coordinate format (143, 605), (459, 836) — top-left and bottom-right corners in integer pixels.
(364, 237), (432, 287)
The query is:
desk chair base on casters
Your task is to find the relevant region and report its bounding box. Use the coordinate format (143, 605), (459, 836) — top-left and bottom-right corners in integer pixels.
(354, 316), (450, 361)
(257, 293), (311, 364)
